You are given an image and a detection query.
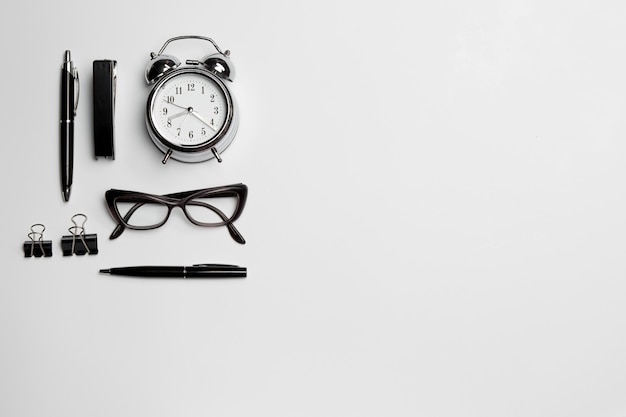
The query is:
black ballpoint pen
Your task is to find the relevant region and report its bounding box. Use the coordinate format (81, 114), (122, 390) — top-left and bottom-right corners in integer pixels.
(99, 264), (247, 278)
(60, 50), (79, 202)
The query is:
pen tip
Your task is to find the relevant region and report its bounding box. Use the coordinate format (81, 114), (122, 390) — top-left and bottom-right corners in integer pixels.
(62, 188), (71, 201)
(99, 269), (111, 274)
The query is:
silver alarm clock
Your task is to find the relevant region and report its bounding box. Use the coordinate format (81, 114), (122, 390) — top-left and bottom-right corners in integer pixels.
(144, 35), (239, 164)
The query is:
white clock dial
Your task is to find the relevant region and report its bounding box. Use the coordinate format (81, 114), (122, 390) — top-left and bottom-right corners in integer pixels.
(150, 71), (229, 147)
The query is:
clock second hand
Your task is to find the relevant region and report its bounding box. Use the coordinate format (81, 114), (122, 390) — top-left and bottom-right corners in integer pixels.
(163, 101), (193, 131)
(177, 113), (190, 130)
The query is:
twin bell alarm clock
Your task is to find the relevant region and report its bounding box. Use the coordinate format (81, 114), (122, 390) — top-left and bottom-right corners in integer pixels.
(144, 35), (239, 164)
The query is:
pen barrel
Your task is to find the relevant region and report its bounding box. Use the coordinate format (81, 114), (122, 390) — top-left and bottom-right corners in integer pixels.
(110, 266), (184, 277)
(60, 63), (75, 198)
(60, 120), (73, 185)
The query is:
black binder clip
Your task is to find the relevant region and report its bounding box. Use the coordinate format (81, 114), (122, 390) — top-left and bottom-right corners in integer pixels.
(61, 214), (99, 256)
(24, 224), (53, 257)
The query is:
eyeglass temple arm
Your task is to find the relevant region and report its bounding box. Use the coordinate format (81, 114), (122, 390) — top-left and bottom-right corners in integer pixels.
(226, 221), (245, 244)
(188, 201), (245, 244)
(109, 202), (145, 239)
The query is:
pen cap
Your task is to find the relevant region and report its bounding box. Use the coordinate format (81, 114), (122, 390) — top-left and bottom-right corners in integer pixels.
(187, 266), (247, 278)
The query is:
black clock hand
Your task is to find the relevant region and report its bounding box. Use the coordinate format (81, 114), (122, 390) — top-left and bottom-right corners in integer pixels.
(162, 99), (190, 111)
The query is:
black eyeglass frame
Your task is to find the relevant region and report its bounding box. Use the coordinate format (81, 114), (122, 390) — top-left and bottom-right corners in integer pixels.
(105, 183), (248, 243)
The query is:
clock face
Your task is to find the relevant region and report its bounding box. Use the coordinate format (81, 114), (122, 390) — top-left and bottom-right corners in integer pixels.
(148, 69), (231, 149)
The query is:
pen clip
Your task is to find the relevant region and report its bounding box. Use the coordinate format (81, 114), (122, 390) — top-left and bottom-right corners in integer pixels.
(193, 263), (240, 268)
(73, 67), (80, 116)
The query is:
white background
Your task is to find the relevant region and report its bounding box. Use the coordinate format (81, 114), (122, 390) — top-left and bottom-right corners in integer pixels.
(1, 1), (626, 416)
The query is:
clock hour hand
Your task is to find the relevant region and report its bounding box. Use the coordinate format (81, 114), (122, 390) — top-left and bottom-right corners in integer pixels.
(167, 109), (189, 121)
(190, 110), (217, 131)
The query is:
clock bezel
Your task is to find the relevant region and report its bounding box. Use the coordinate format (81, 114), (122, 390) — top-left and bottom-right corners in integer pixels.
(145, 67), (236, 162)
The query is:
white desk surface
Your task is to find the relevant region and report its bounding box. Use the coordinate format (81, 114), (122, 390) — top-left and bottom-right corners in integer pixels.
(2, 1), (626, 415)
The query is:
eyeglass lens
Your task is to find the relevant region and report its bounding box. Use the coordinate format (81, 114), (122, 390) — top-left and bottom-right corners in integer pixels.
(115, 195), (239, 228)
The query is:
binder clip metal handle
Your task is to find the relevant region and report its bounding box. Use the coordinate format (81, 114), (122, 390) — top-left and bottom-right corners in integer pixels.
(24, 224), (52, 257)
(61, 214), (99, 256)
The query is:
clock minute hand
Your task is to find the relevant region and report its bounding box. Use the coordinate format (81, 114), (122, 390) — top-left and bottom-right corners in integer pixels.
(190, 110), (217, 131)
